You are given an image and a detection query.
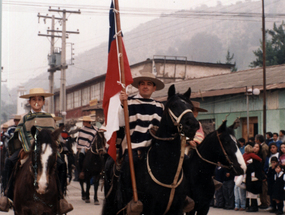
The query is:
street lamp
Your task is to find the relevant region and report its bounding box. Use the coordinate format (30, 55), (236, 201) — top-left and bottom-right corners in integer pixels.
(245, 86), (260, 141)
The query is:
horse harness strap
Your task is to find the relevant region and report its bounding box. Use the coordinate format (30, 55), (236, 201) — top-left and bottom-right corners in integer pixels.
(168, 109), (192, 132)
(216, 131), (236, 173)
(192, 131), (234, 171)
(149, 127), (178, 141)
(147, 135), (186, 215)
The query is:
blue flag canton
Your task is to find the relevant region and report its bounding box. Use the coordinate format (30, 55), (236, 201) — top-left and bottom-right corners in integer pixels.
(108, 2), (116, 53)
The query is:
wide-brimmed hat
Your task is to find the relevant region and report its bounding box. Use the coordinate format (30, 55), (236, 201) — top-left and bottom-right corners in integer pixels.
(13, 115), (21, 121)
(79, 116), (95, 122)
(191, 101), (208, 112)
(51, 114), (62, 121)
(20, 88), (54, 99)
(2, 124), (8, 129)
(132, 72), (164, 91)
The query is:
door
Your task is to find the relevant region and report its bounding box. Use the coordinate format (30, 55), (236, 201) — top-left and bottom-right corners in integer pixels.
(241, 117), (258, 142)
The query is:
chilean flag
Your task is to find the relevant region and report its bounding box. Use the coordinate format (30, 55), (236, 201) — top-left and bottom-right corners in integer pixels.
(103, 0), (133, 162)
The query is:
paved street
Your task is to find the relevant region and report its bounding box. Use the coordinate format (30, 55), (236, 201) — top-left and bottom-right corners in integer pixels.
(3, 180), (278, 214)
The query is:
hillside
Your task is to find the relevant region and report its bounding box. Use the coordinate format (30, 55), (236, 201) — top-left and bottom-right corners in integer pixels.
(3, 0), (285, 109)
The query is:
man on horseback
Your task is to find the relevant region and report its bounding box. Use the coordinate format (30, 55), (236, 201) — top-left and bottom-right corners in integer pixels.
(118, 71), (164, 158)
(77, 116), (99, 179)
(0, 88), (73, 214)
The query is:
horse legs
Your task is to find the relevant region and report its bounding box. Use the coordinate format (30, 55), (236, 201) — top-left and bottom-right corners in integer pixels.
(85, 177), (91, 203)
(93, 174), (100, 205)
(79, 179), (86, 200)
(67, 153), (74, 183)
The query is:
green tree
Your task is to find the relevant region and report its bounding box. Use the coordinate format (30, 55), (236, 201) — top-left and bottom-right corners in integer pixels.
(226, 50), (238, 72)
(250, 22), (285, 67)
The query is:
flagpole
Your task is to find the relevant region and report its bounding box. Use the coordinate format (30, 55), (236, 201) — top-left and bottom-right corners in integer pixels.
(113, 0), (139, 203)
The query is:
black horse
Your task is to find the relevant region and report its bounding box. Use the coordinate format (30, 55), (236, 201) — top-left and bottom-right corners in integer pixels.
(79, 131), (105, 205)
(103, 84), (199, 215)
(186, 120), (247, 215)
(60, 135), (76, 184)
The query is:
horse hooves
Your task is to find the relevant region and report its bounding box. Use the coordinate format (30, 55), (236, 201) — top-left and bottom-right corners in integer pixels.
(94, 200), (100, 205)
(85, 199), (90, 203)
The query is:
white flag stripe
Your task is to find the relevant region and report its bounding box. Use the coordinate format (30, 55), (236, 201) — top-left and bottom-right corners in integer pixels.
(105, 92), (121, 142)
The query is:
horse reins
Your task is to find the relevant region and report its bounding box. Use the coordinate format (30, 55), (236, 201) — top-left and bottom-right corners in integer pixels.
(147, 108), (191, 215)
(191, 131), (237, 173)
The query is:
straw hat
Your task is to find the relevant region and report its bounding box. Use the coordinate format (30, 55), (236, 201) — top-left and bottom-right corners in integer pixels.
(13, 115), (21, 121)
(51, 114), (62, 121)
(191, 101), (208, 112)
(20, 88), (54, 99)
(2, 124), (8, 129)
(132, 72), (164, 91)
(79, 116), (95, 122)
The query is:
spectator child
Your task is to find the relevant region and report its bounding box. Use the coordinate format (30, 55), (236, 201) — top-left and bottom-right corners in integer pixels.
(264, 142), (279, 174)
(243, 144), (262, 164)
(267, 156), (279, 213)
(279, 143), (285, 169)
(272, 164), (285, 215)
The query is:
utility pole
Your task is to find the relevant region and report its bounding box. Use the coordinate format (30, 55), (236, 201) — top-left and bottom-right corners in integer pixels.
(38, 7), (80, 122)
(262, 0), (267, 137)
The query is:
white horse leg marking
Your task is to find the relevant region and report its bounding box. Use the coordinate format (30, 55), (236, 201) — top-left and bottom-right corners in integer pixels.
(37, 143), (53, 194)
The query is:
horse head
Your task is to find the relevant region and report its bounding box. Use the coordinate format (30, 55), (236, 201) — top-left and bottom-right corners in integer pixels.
(90, 131), (106, 156)
(158, 84), (199, 139)
(31, 126), (60, 195)
(216, 120), (247, 175)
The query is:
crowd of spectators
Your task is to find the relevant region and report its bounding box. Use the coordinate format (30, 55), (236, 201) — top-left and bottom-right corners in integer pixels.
(211, 130), (285, 214)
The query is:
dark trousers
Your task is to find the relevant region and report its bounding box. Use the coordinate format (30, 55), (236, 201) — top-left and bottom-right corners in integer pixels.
(222, 180), (235, 209)
(4, 149), (21, 199)
(276, 200), (284, 213)
(214, 186), (224, 207)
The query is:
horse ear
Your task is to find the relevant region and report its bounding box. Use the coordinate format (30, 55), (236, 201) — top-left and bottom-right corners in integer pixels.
(218, 120), (227, 133)
(31, 126), (37, 137)
(183, 88), (191, 99)
(52, 127), (64, 141)
(229, 118), (240, 130)
(168, 84), (176, 99)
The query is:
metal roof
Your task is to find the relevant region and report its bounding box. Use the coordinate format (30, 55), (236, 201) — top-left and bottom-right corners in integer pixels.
(151, 64), (285, 101)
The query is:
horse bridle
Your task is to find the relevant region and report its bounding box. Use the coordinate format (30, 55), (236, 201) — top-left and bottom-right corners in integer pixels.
(148, 107), (192, 215)
(192, 131), (237, 174)
(149, 108), (193, 141)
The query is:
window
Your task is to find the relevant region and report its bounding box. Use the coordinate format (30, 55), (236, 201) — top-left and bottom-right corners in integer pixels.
(73, 90), (81, 108)
(67, 93), (73, 110)
(100, 81), (105, 100)
(91, 84), (100, 100)
(82, 87), (90, 106)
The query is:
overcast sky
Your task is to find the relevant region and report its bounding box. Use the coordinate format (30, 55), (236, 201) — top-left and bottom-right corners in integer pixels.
(1, 0), (257, 90)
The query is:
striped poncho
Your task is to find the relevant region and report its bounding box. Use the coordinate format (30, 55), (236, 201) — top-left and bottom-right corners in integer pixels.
(120, 94), (164, 151)
(9, 111), (55, 154)
(77, 125), (97, 149)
